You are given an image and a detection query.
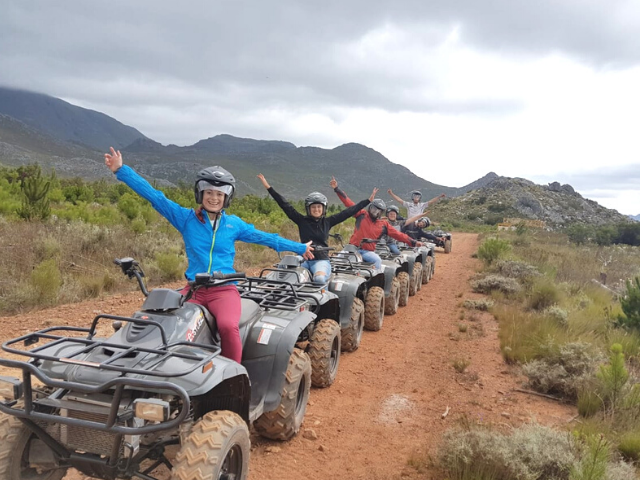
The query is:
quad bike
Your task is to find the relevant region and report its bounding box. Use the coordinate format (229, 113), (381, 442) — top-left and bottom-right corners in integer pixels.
(0, 258), (317, 480)
(396, 241), (436, 285)
(429, 228), (452, 254)
(247, 247), (346, 388)
(328, 234), (390, 332)
(375, 241), (418, 304)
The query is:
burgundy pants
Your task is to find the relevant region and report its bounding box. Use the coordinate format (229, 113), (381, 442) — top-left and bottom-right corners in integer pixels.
(180, 284), (242, 363)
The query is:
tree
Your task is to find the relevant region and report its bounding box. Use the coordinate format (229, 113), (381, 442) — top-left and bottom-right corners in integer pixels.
(16, 165), (51, 221)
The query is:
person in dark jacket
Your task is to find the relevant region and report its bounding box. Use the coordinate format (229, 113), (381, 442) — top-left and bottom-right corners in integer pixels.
(402, 215), (443, 243)
(104, 147), (313, 363)
(257, 173), (373, 283)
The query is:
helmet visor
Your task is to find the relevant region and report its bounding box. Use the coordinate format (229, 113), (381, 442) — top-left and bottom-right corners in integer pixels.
(198, 181), (233, 196)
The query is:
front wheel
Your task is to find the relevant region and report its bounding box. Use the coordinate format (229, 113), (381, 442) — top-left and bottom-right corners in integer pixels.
(364, 286), (385, 331)
(0, 414), (67, 480)
(444, 238), (452, 254)
(308, 319), (341, 388)
(384, 277), (400, 315)
(341, 298), (365, 352)
(171, 411), (250, 480)
(254, 348), (311, 440)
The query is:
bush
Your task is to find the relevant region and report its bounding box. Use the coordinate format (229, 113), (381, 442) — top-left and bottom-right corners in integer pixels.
(617, 277), (640, 330)
(528, 280), (561, 311)
(495, 259), (540, 279)
(471, 275), (521, 295)
(30, 258), (62, 303)
(477, 238), (511, 265)
(617, 431), (640, 462)
(463, 299), (494, 311)
(545, 305), (569, 327)
(522, 342), (601, 400)
(438, 423), (578, 480)
(153, 252), (185, 282)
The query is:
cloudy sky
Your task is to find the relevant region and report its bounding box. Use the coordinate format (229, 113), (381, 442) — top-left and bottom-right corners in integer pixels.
(2, 0), (639, 214)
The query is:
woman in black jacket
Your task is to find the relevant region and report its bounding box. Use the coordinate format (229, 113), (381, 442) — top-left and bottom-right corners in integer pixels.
(258, 174), (372, 284)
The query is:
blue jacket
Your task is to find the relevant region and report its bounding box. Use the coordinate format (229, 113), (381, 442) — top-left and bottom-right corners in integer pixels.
(116, 165), (308, 281)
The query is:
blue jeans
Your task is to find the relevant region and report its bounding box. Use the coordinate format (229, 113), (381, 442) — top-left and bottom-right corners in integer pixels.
(388, 243), (401, 254)
(301, 259), (332, 284)
(359, 250), (382, 271)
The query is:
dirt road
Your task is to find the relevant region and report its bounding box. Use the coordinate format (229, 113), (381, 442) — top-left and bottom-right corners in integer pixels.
(0, 233), (575, 480)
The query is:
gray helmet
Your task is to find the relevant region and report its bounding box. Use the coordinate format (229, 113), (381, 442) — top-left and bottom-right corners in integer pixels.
(386, 205), (400, 215)
(304, 192), (328, 216)
(194, 166), (236, 207)
(411, 190), (422, 199)
(368, 198), (386, 219)
(418, 216), (431, 227)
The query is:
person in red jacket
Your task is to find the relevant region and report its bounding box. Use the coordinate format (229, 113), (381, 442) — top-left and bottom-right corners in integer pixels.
(330, 177), (422, 271)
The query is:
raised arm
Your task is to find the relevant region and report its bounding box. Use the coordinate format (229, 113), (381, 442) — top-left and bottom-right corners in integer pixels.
(426, 193), (446, 207)
(386, 221), (421, 247)
(257, 174), (304, 223)
(104, 147), (189, 229)
(387, 189), (405, 204)
(403, 212), (425, 227)
(327, 196), (371, 226)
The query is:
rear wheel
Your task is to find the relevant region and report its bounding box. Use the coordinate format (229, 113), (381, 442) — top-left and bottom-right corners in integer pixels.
(364, 286), (385, 331)
(422, 257), (433, 284)
(254, 348), (311, 440)
(307, 319), (341, 388)
(0, 414), (67, 480)
(409, 263), (422, 296)
(341, 298), (365, 352)
(172, 410), (250, 480)
(384, 277), (400, 315)
(444, 238), (452, 254)
(397, 272), (410, 307)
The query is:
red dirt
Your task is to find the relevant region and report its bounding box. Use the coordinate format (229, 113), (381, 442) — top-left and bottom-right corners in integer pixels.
(0, 233), (576, 480)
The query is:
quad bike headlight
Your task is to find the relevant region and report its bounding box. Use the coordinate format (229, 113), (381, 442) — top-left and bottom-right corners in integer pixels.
(133, 398), (170, 422)
(0, 376), (23, 401)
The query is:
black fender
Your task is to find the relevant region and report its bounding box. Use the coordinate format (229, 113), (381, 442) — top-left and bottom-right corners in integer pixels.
(240, 310), (316, 414)
(381, 260), (400, 296)
(329, 274), (368, 328)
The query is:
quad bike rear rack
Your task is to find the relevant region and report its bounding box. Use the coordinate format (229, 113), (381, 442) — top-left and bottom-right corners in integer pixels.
(236, 276), (321, 311)
(328, 254), (377, 278)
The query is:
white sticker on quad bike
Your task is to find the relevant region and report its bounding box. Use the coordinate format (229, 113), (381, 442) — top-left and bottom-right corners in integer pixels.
(333, 281), (343, 291)
(261, 323), (277, 330)
(257, 328), (272, 345)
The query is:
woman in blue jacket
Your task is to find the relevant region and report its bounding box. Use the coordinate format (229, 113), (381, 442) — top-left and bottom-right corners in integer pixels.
(104, 147), (313, 363)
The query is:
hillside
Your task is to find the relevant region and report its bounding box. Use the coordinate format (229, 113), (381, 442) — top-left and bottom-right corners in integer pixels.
(429, 176), (631, 227)
(0, 87), (147, 151)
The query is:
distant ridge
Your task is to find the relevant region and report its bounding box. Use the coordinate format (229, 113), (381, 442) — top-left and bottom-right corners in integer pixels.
(0, 87), (147, 151)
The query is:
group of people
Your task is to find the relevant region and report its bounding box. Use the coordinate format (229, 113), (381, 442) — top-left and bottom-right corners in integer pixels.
(104, 148), (444, 362)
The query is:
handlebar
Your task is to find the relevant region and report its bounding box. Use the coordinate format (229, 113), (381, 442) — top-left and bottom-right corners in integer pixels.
(189, 272), (247, 286)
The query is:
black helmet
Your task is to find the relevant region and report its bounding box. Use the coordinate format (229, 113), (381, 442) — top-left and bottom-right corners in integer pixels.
(368, 198), (386, 220)
(304, 192), (328, 216)
(386, 205), (400, 215)
(194, 166), (236, 207)
(418, 216), (431, 227)
(411, 190), (422, 199)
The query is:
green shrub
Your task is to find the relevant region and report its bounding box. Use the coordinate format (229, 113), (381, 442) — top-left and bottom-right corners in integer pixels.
(577, 389), (603, 418)
(545, 306), (569, 327)
(617, 277), (640, 330)
(477, 238), (511, 265)
(131, 218), (147, 234)
(570, 434), (609, 480)
(596, 344), (629, 411)
(117, 193), (141, 220)
(471, 275), (521, 295)
(30, 258), (62, 303)
(528, 279), (561, 311)
(617, 431), (640, 462)
(153, 252), (185, 282)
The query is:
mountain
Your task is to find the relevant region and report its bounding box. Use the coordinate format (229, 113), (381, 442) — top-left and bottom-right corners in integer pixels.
(630, 214), (640, 222)
(429, 176), (631, 227)
(0, 87), (147, 151)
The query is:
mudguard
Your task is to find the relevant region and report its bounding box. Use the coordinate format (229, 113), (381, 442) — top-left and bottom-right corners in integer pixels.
(381, 260), (400, 296)
(240, 309), (316, 413)
(329, 273), (367, 328)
